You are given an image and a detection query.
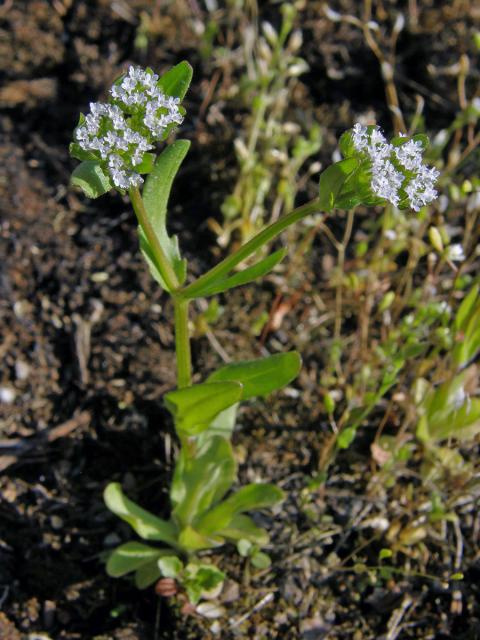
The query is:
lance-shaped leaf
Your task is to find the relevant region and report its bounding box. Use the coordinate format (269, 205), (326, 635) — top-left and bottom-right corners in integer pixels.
(218, 514), (269, 546)
(164, 380), (243, 436)
(104, 483), (178, 546)
(454, 285), (479, 333)
(158, 61), (193, 100)
(140, 140), (190, 289)
(178, 525), (224, 552)
(106, 542), (168, 578)
(318, 158), (359, 211)
(170, 436), (236, 526)
(208, 351), (301, 400)
(186, 247), (288, 298)
(195, 483), (284, 535)
(452, 286), (480, 368)
(71, 160), (112, 199)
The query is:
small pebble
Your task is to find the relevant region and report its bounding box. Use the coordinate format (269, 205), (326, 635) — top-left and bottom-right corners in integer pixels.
(15, 360), (31, 381)
(0, 387), (16, 404)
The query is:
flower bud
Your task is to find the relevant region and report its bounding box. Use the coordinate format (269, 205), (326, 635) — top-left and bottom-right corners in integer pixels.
(428, 227), (444, 252)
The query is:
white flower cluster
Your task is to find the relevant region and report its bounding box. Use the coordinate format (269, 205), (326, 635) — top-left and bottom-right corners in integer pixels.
(74, 66), (184, 190)
(351, 123), (439, 211)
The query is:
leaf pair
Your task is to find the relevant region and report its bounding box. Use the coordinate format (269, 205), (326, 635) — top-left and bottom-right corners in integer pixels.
(164, 351), (301, 437)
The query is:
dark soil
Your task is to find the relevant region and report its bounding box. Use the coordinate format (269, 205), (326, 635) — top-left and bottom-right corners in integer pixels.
(1, 1), (479, 638)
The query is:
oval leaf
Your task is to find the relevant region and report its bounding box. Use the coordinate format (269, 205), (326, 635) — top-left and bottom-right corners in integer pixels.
(71, 161), (112, 199)
(164, 380), (243, 436)
(318, 158), (359, 211)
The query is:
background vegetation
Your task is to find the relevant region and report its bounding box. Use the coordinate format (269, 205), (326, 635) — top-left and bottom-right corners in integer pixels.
(0, 1), (479, 638)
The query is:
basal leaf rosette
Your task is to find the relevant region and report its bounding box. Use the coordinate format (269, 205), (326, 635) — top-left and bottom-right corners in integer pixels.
(338, 124), (440, 211)
(70, 65), (188, 197)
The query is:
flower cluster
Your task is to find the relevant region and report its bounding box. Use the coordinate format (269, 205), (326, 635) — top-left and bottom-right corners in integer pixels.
(350, 123), (439, 211)
(74, 66), (184, 190)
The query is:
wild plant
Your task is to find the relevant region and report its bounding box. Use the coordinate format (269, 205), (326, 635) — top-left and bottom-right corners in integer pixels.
(70, 62), (440, 609)
(213, 3), (322, 247)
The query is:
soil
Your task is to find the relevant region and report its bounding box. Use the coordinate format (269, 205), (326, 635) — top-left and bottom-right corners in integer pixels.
(1, 1), (479, 638)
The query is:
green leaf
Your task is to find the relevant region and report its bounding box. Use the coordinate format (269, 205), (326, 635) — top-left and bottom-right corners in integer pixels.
(158, 61), (193, 100)
(171, 436), (237, 526)
(337, 426), (357, 449)
(158, 556), (183, 578)
(379, 548), (393, 561)
(251, 551), (271, 569)
(164, 380), (243, 436)
(104, 483), (178, 546)
(318, 158), (359, 211)
(220, 514), (269, 546)
(454, 285), (478, 332)
(106, 542), (166, 578)
(197, 403), (239, 444)
(141, 140), (190, 288)
(71, 161), (112, 199)
(237, 539), (252, 557)
(135, 561), (162, 589)
(195, 483), (284, 535)
(188, 247), (288, 298)
(134, 152), (156, 174)
(208, 351), (301, 400)
(184, 563), (225, 605)
(69, 142), (98, 162)
(178, 525), (223, 551)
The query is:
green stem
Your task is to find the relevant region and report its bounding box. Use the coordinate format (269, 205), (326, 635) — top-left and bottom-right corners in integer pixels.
(174, 298), (192, 388)
(129, 187), (192, 389)
(129, 186), (180, 293)
(179, 197), (323, 299)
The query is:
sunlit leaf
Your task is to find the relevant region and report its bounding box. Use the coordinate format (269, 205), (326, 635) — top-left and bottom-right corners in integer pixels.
(158, 556), (183, 578)
(195, 483), (284, 534)
(71, 161), (112, 199)
(188, 247), (288, 298)
(106, 542), (166, 578)
(141, 140), (190, 289)
(164, 380), (243, 436)
(158, 61), (193, 100)
(208, 351), (301, 400)
(219, 514), (269, 546)
(171, 436), (237, 526)
(318, 158), (359, 211)
(104, 483), (178, 546)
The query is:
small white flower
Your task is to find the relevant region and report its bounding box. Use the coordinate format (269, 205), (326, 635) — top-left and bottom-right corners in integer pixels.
(350, 123), (439, 211)
(352, 123), (369, 151)
(394, 139), (423, 171)
(370, 158), (403, 206)
(446, 243), (465, 262)
(74, 66), (185, 191)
